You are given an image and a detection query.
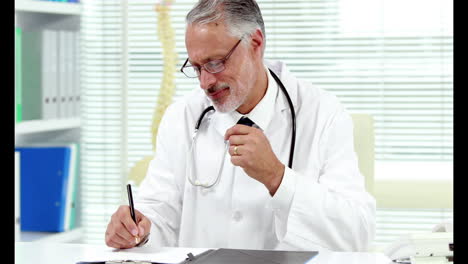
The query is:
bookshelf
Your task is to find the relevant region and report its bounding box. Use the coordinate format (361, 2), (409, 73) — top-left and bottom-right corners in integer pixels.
(20, 227), (84, 243)
(15, 0), (81, 15)
(16, 118), (80, 135)
(15, 0), (82, 243)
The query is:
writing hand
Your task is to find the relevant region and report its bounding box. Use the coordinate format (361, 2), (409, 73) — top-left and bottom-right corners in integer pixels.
(105, 205), (151, 249)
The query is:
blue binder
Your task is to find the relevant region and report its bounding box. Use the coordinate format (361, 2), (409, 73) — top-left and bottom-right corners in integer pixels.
(16, 146), (71, 232)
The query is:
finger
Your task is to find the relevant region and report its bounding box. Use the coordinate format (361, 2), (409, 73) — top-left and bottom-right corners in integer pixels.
(112, 207), (138, 239)
(229, 145), (241, 156)
(106, 233), (125, 249)
(224, 124), (252, 141)
(106, 222), (133, 249)
(115, 220), (137, 243)
(119, 206), (140, 237)
(227, 134), (248, 146)
(135, 210), (151, 237)
(230, 155), (244, 167)
(108, 230), (132, 249)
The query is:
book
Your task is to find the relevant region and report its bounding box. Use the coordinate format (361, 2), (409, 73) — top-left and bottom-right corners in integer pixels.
(64, 143), (79, 230)
(21, 30), (43, 121)
(66, 31), (75, 119)
(42, 29), (60, 120)
(15, 27), (22, 123)
(73, 31), (81, 117)
(21, 29), (62, 121)
(16, 144), (79, 232)
(58, 30), (66, 118)
(15, 151), (21, 241)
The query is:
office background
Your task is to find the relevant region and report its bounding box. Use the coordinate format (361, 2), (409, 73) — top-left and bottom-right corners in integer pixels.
(15, 0), (453, 249)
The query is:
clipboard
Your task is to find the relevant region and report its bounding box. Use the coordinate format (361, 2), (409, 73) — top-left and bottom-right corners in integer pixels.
(179, 248), (319, 264)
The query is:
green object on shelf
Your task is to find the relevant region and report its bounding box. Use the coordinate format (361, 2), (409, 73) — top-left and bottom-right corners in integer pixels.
(21, 30), (43, 121)
(68, 143), (80, 230)
(15, 27), (22, 123)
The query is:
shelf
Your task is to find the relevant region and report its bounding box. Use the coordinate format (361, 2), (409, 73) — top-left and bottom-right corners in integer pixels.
(15, 0), (81, 15)
(16, 118), (80, 134)
(20, 227), (84, 243)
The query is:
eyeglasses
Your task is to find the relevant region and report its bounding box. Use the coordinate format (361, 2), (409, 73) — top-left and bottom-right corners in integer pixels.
(180, 38), (243, 78)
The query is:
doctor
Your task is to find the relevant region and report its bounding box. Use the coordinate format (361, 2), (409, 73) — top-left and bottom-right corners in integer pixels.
(105, 0), (376, 252)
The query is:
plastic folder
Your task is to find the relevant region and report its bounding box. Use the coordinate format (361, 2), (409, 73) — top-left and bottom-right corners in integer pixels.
(179, 248), (319, 264)
(16, 146), (72, 232)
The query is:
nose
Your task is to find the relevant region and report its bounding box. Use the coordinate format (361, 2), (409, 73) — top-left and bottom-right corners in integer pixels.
(199, 69), (217, 90)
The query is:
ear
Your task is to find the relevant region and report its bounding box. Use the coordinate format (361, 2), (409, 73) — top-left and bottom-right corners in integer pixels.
(249, 28), (265, 58)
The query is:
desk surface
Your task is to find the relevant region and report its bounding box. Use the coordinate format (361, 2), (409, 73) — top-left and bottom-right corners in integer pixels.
(15, 242), (392, 264)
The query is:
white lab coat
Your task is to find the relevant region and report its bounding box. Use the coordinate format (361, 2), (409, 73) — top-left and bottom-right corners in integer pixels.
(135, 60), (376, 252)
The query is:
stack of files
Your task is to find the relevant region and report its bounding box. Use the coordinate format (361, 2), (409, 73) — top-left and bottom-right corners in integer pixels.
(15, 143), (80, 232)
(21, 29), (81, 121)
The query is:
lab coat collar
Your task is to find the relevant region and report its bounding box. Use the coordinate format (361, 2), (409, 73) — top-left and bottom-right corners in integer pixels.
(264, 59), (299, 112)
(211, 60), (298, 137)
(241, 64), (277, 131)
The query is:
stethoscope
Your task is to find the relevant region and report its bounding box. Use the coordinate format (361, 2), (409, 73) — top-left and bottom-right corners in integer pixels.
(187, 69), (296, 188)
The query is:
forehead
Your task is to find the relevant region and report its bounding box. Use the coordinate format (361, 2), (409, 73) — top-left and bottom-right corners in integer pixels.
(185, 22), (238, 64)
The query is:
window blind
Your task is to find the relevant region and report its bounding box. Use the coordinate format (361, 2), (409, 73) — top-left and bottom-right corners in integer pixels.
(81, 0), (453, 245)
(375, 208), (453, 245)
(81, 0), (125, 244)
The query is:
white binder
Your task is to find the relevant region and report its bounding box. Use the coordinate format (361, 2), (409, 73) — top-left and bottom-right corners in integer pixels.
(62, 31), (75, 118)
(42, 30), (59, 120)
(73, 31), (81, 118)
(58, 30), (68, 118)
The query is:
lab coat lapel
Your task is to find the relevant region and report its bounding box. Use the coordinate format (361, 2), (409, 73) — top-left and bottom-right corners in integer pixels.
(211, 111), (238, 138)
(265, 60), (299, 113)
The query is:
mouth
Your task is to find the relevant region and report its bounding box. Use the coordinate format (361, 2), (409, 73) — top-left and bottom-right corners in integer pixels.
(207, 86), (230, 101)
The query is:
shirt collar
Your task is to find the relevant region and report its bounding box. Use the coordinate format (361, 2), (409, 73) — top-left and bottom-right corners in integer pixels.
(229, 64), (278, 131)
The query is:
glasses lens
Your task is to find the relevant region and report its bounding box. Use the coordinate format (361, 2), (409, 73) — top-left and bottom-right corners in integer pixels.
(205, 60), (225, 74)
(182, 66), (200, 78)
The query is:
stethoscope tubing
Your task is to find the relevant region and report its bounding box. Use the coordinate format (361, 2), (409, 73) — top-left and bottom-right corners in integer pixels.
(268, 68), (296, 169)
(188, 68), (296, 187)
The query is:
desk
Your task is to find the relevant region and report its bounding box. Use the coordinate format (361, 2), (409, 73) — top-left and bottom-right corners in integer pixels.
(15, 242), (392, 264)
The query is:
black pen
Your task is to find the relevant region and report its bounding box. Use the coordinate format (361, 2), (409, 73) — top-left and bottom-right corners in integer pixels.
(392, 257), (411, 264)
(126, 183), (140, 244)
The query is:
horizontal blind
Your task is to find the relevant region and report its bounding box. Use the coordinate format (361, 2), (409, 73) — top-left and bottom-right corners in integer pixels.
(258, 0), (453, 246)
(81, 0), (125, 244)
(126, 0), (198, 172)
(261, 0), (453, 162)
(375, 208), (452, 245)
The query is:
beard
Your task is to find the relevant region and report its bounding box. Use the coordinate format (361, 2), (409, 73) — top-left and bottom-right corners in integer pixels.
(206, 82), (249, 113)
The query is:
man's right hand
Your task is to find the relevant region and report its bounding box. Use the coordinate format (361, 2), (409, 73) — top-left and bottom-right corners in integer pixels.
(105, 205), (151, 249)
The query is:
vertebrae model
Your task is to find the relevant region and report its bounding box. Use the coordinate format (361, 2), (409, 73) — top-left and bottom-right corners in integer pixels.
(151, 0), (177, 151)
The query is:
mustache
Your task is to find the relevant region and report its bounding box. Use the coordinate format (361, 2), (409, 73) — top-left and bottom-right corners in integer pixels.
(206, 83), (230, 94)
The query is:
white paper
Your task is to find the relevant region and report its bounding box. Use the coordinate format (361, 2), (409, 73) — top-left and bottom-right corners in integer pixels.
(74, 245), (211, 264)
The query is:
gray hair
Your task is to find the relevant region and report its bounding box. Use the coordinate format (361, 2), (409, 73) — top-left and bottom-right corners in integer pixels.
(186, 0), (266, 53)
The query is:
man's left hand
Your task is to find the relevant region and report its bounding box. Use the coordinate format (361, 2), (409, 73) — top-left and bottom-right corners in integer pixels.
(225, 124), (285, 196)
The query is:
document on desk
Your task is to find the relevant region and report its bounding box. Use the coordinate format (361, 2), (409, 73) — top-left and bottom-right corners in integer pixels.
(75, 246), (210, 264)
(179, 248), (319, 264)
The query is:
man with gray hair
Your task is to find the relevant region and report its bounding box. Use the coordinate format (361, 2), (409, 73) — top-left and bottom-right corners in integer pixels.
(105, 0), (376, 252)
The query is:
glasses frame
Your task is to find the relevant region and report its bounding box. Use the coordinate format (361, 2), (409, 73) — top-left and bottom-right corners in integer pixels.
(180, 38), (243, 78)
